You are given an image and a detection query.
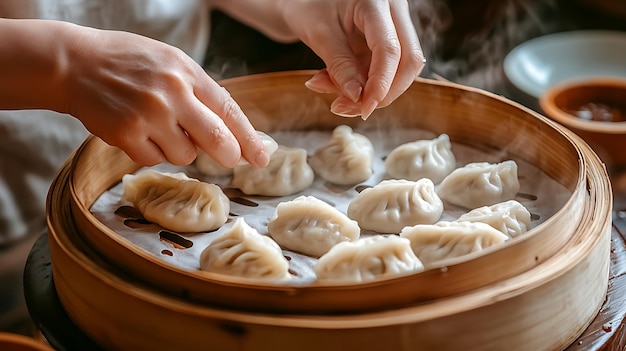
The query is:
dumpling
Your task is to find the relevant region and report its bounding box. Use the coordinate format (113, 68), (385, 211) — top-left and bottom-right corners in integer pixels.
(199, 218), (290, 281)
(314, 235), (424, 283)
(456, 200), (532, 238)
(194, 149), (234, 177)
(122, 169), (230, 233)
(437, 160), (520, 209)
(268, 195), (360, 257)
(309, 125), (374, 185)
(347, 178), (443, 234)
(399, 221), (509, 267)
(195, 131), (278, 176)
(232, 145), (314, 196)
(384, 134), (456, 184)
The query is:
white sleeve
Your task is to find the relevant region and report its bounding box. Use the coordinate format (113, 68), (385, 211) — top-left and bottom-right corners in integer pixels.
(0, 0), (211, 63)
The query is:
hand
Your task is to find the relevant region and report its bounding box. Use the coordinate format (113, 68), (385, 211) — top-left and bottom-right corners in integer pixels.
(281, 0), (425, 119)
(62, 25), (269, 168)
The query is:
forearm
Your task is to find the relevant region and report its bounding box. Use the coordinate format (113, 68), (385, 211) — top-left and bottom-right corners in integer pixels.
(0, 18), (83, 113)
(211, 0), (298, 43)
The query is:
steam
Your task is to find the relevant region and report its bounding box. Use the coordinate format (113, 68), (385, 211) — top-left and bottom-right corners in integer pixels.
(409, 0), (560, 92)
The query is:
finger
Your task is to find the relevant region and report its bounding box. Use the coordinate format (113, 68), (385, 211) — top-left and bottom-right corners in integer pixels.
(355, 1), (402, 119)
(97, 122), (167, 166)
(306, 69), (365, 118)
(189, 73), (267, 168)
(374, 0), (426, 109)
(149, 123), (197, 166)
(181, 100), (242, 168)
(330, 95), (362, 118)
(298, 19), (366, 103)
(304, 69), (342, 94)
(122, 138), (166, 167)
(212, 86), (269, 168)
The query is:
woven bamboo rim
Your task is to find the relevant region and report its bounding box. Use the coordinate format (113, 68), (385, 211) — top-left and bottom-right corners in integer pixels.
(0, 333), (54, 351)
(47, 132), (612, 350)
(65, 71), (594, 313)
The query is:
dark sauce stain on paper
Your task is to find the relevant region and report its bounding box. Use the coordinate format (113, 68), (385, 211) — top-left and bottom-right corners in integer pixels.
(123, 218), (153, 228)
(159, 230), (194, 249)
(114, 205), (144, 219)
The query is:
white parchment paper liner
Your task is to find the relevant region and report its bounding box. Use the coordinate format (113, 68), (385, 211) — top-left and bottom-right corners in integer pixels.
(90, 128), (571, 285)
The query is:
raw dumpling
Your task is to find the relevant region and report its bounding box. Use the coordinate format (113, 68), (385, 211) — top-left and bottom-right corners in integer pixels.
(268, 195), (360, 257)
(384, 134), (456, 184)
(232, 145), (314, 196)
(309, 125), (374, 185)
(122, 169), (230, 233)
(194, 149), (233, 177)
(195, 131), (278, 176)
(199, 218), (290, 281)
(456, 200), (532, 238)
(437, 160), (520, 209)
(347, 178), (443, 234)
(314, 235), (424, 283)
(400, 221), (509, 267)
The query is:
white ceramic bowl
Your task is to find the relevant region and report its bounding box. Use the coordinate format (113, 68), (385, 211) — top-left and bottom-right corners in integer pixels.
(504, 30), (626, 98)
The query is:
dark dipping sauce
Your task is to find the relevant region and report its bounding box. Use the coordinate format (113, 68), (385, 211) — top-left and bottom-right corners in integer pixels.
(567, 101), (626, 122)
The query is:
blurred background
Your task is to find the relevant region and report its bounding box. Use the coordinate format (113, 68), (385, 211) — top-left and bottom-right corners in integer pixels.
(205, 0), (626, 99)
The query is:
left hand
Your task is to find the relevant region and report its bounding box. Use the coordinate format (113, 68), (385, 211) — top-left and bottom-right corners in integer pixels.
(281, 0), (425, 119)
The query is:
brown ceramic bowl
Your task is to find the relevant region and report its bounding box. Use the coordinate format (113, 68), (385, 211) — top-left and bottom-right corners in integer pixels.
(540, 77), (626, 167)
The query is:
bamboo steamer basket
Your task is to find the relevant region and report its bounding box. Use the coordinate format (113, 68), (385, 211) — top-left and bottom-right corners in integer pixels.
(0, 333), (54, 351)
(46, 71), (613, 350)
(66, 72), (593, 314)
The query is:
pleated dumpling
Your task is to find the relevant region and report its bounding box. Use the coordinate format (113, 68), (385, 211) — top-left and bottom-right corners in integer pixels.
(199, 218), (290, 281)
(456, 200), (532, 238)
(400, 221), (509, 267)
(195, 131), (278, 177)
(232, 145), (314, 196)
(347, 178), (443, 234)
(309, 125), (374, 185)
(122, 169), (230, 233)
(268, 195), (360, 257)
(437, 160), (520, 209)
(384, 134), (456, 184)
(194, 149), (234, 177)
(314, 235), (424, 283)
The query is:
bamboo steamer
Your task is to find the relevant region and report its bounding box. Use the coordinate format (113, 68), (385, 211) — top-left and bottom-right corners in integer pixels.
(67, 72), (591, 314)
(0, 333), (54, 351)
(46, 71), (613, 350)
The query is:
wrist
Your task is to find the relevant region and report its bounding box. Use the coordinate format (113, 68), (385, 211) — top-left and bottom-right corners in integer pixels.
(53, 21), (101, 117)
(47, 21), (76, 114)
(212, 0), (298, 43)
(0, 19), (75, 113)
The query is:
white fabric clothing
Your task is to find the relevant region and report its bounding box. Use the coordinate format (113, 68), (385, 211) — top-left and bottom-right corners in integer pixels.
(0, 0), (210, 63)
(0, 0), (211, 245)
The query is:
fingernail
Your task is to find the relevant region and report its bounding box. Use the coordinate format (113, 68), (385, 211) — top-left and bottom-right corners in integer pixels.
(305, 75), (334, 93)
(255, 150), (270, 168)
(330, 99), (360, 118)
(343, 80), (363, 103)
(361, 99), (379, 120)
